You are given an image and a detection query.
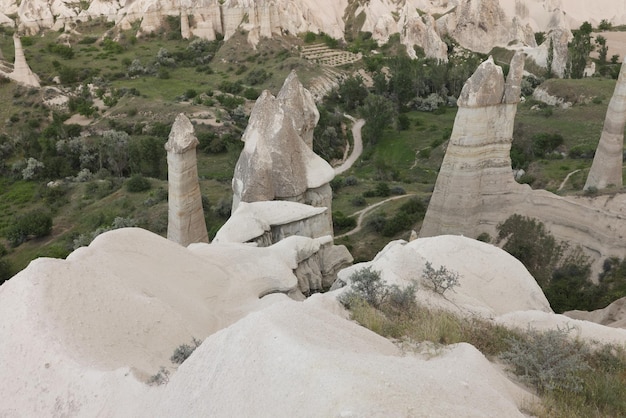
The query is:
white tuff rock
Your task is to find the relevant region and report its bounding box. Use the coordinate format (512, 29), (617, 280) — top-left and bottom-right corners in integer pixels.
(165, 113), (209, 246)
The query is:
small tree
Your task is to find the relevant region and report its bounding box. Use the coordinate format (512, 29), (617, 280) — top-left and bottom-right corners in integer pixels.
(423, 262), (460, 295)
(340, 267), (389, 308)
(501, 327), (590, 394)
(596, 35), (608, 64)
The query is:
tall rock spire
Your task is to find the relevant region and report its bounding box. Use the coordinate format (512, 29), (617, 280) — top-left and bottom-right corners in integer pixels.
(420, 53), (524, 238)
(165, 114), (209, 246)
(584, 61), (626, 190)
(10, 35), (40, 88)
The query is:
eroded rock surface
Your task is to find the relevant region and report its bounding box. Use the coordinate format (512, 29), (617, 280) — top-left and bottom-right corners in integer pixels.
(214, 201), (352, 295)
(232, 71), (334, 234)
(0, 36), (40, 88)
(420, 52), (626, 277)
(165, 113), (209, 246)
(584, 60), (626, 190)
(565, 297), (626, 328)
(5, 0), (626, 64)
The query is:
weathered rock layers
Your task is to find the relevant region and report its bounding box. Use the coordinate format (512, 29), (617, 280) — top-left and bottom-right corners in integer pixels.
(420, 53), (523, 238)
(232, 70), (334, 233)
(420, 53), (626, 276)
(226, 71), (352, 294)
(165, 114), (209, 246)
(584, 60), (626, 190)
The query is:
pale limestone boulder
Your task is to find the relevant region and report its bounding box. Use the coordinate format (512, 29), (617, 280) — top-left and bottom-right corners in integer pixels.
(565, 297), (626, 329)
(584, 60), (626, 190)
(213, 201), (329, 244)
(440, 0), (535, 54)
(214, 201), (353, 295)
(17, 0), (55, 34)
(403, 10), (448, 62)
(140, 301), (531, 417)
(337, 235), (552, 317)
(165, 114), (209, 246)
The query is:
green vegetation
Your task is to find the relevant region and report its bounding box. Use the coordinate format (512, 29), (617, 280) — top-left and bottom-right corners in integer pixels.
(496, 214), (626, 313)
(0, 16), (623, 305)
(340, 267), (626, 418)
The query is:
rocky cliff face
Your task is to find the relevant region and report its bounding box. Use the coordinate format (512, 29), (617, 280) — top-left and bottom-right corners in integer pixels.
(420, 52), (626, 276)
(4, 0), (626, 64)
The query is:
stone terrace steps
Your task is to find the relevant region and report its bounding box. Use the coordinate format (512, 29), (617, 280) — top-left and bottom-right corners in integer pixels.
(300, 43), (362, 67)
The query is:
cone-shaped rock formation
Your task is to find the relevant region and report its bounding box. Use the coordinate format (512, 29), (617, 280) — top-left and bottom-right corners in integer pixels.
(232, 70), (335, 234)
(420, 54), (523, 238)
(584, 61), (626, 190)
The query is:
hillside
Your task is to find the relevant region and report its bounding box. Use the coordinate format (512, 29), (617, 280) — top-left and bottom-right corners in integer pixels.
(1, 7), (626, 415)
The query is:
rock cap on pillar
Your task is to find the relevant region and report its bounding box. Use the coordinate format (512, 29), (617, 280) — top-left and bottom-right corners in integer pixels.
(165, 113), (199, 153)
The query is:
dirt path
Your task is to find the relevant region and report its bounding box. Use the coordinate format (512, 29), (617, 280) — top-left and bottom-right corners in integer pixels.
(558, 169), (581, 191)
(335, 194), (416, 239)
(334, 117), (365, 175)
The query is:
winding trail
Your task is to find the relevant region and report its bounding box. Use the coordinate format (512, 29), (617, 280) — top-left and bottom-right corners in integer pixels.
(336, 194), (416, 239)
(334, 116), (365, 175)
(558, 169), (581, 191)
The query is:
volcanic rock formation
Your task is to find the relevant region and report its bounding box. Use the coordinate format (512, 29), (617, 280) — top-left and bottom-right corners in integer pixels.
(420, 52), (626, 276)
(232, 70), (335, 235)
(5, 0), (626, 65)
(584, 60), (626, 190)
(165, 113), (209, 246)
(0, 35), (40, 88)
(226, 71), (351, 294)
(214, 201), (352, 295)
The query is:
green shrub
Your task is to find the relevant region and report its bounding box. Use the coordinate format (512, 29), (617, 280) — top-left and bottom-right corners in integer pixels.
(476, 232), (491, 243)
(501, 327), (589, 394)
(333, 211), (356, 232)
(170, 338), (202, 364)
(304, 31), (317, 43)
(339, 267), (389, 309)
(351, 195), (366, 207)
(47, 43), (74, 59)
(5, 210), (53, 247)
(125, 175), (151, 192)
(244, 68), (271, 86)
